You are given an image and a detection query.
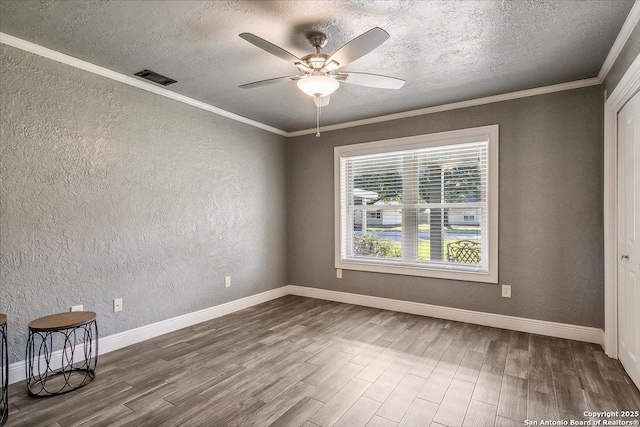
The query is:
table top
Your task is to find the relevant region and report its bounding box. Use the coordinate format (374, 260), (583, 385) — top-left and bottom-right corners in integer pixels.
(0, 314), (5, 326)
(28, 311), (96, 332)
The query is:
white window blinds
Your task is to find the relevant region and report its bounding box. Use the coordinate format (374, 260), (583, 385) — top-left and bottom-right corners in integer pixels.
(335, 126), (498, 283)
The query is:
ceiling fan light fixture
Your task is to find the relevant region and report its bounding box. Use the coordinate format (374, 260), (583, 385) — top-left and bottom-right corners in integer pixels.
(297, 75), (340, 97)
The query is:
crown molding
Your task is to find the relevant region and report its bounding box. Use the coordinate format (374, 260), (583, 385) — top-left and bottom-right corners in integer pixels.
(0, 32), (288, 137)
(598, 0), (640, 82)
(286, 77), (601, 137)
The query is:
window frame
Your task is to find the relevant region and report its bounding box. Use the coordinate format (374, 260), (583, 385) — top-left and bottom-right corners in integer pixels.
(334, 125), (499, 283)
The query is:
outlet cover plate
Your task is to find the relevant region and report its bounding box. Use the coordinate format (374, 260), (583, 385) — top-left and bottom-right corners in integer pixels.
(113, 298), (123, 312)
(501, 285), (511, 298)
(70, 305), (83, 312)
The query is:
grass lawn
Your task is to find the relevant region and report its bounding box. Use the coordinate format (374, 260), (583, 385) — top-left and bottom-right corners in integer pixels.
(354, 227), (481, 261)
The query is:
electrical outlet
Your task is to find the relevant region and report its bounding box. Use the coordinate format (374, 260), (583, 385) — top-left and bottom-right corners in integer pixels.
(113, 298), (123, 312)
(501, 285), (511, 298)
(336, 269), (342, 279)
(70, 305), (83, 312)
(225, 276), (231, 288)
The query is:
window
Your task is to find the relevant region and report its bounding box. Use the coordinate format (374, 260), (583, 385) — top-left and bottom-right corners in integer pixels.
(334, 125), (498, 283)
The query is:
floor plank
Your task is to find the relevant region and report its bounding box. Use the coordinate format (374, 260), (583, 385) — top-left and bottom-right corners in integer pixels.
(462, 400), (497, 427)
(432, 378), (475, 426)
(496, 374), (528, 422)
(308, 378), (371, 427)
(364, 362), (411, 403)
(472, 364), (504, 406)
(485, 340), (509, 369)
(408, 346), (442, 379)
(367, 415), (398, 427)
(417, 361), (457, 404)
(376, 374), (426, 422)
(527, 390), (559, 421)
(528, 342), (554, 394)
(334, 396), (381, 427)
(307, 362), (364, 403)
(398, 398), (438, 427)
(505, 347), (529, 379)
(455, 350), (485, 384)
(495, 415), (520, 427)
(269, 396), (324, 427)
(357, 348), (403, 383)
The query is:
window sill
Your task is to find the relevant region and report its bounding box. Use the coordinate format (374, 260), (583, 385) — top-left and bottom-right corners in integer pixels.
(335, 259), (498, 284)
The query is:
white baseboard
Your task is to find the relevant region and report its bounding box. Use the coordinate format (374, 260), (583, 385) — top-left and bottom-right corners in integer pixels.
(8, 286), (288, 384)
(287, 285), (604, 346)
(8, 284), (605, 384)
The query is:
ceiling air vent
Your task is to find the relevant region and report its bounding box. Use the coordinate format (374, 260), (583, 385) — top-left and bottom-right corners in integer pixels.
(134, 69), (177, 86)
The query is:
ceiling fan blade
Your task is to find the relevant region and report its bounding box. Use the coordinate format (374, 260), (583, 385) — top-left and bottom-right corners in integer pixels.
(239, 75), (301, 89)
(239, 33), (301, 64)
(340, 72), (405, 89)
(326, 27), (390, 69)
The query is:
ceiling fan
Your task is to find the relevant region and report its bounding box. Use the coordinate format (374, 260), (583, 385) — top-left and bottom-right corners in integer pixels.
(239, 27), (405, 136)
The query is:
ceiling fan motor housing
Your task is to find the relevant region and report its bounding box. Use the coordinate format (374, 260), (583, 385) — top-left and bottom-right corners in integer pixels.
(301, 53), (331, 70)
(307, 32), (328, 50)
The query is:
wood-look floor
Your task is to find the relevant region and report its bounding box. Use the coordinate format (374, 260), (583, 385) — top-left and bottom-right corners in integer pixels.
(7, 295), (640, 426)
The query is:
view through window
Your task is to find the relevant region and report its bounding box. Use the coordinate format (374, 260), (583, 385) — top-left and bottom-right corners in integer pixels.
(335, 126), (498, 282)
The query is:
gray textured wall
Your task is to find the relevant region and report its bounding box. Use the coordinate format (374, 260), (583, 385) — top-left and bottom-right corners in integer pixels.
(288, 86), (604, 328)
(604, 19), (640, 97)
(0, 45), (288, 363)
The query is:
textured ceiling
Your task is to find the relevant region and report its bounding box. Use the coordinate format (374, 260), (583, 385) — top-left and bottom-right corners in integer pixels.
(0, 0), (634, 132)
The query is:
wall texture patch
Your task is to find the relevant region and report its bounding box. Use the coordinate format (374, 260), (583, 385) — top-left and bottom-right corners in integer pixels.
(0, 45), (288, 363)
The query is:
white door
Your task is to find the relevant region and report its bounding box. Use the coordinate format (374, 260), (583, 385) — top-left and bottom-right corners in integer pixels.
(618, 90), (640, 388)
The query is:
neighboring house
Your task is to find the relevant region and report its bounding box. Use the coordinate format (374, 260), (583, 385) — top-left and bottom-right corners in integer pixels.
(354, 187), (480, 228)
(366, 205), (481, 227)
(353, 189), (402, 227)
(447, 208), (481, 226)
(353, 188), (481, 227)
(368, 201), (402, 226)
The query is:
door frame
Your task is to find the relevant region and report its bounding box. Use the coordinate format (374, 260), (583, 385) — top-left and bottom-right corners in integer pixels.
(604, 53), (640, 358)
